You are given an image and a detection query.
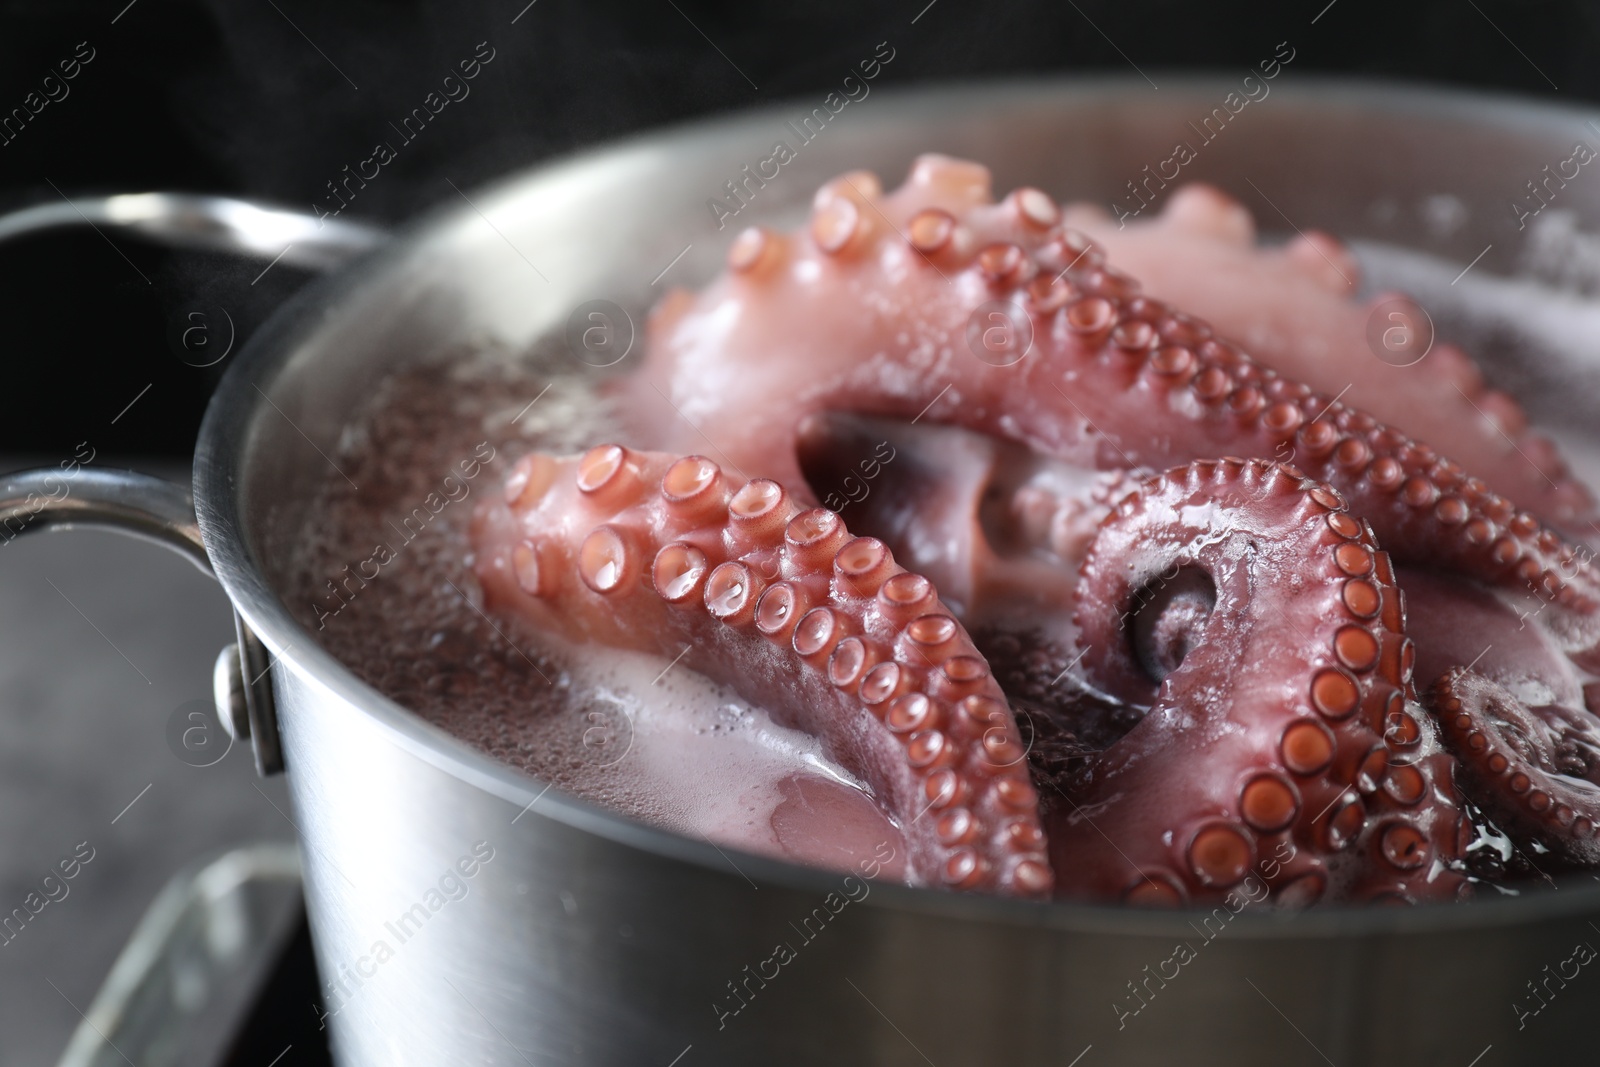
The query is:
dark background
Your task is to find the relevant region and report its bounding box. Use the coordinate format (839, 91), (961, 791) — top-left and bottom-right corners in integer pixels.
(0, 0), (1593, 458)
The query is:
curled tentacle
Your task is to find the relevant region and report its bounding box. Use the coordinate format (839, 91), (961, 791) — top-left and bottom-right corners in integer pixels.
(471, 445), (1053, 899)
(1431, 668), (1600, 865)
(1059, 182), (1592, 530)
(1052, 459), (1466, 905)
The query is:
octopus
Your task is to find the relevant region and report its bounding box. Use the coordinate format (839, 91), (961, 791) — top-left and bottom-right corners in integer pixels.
(470, 154), (1600, 907)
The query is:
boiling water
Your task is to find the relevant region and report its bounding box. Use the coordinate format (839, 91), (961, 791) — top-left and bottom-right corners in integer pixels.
(287, 353), (908, 880)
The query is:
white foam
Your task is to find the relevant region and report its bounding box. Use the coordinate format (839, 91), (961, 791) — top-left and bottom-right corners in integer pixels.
(546, 634), (875, 859)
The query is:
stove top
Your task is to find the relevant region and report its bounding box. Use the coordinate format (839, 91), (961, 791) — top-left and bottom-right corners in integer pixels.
(56, 844), (332, 1067)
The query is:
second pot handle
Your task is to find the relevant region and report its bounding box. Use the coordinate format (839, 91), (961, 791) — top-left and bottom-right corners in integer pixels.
(0, 467), (284, 775)
(0, 191), (384, 269)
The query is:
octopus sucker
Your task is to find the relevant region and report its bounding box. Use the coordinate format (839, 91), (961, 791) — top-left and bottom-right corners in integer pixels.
(1430, 668), (1600, 865)
(457, 152), (1600, 904)
(472, 445), (1053, 898)
(1057, 458), (1463, 905)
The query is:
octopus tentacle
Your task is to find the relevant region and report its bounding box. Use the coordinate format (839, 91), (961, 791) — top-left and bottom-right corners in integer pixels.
(1059, 182), (1593, 529)
(471, 445), (1053, 898)
(1054, 458), (1464, 904)
(1430, 668), (1600, 864)
(633, 155), (1600, 667)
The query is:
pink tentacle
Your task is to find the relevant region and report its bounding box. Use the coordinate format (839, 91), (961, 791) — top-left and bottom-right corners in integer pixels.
(471, 445), (1053, 898)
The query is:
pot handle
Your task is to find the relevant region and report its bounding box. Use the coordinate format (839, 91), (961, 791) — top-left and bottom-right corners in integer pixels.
(0, 466), (286, 775)
(0, 194), (386, 776)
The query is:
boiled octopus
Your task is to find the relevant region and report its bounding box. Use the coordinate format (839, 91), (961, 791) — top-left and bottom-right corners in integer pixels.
(471, 154), (1600, 907)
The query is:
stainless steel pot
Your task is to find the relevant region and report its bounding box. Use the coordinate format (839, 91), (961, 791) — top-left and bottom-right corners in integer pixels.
(9, 77), (1600, 1066)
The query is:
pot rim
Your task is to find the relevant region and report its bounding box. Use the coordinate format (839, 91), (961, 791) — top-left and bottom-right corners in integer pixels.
(193, 72), (1600, 938)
